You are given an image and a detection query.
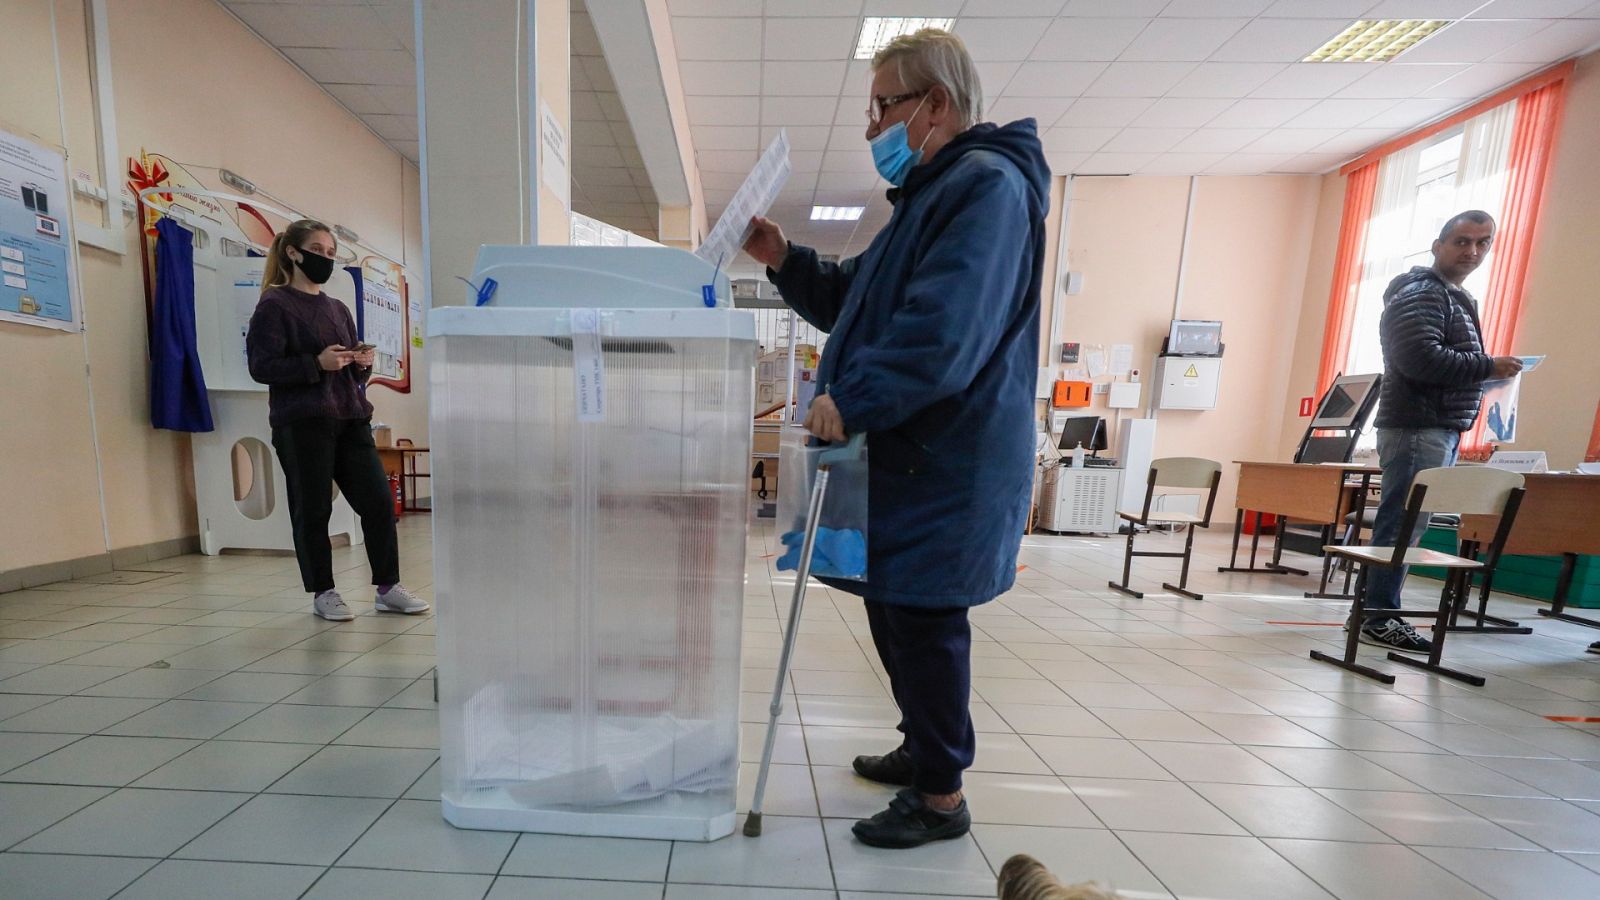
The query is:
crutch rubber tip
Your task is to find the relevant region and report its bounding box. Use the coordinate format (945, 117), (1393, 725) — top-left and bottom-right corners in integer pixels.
(743, 812), (763, 837)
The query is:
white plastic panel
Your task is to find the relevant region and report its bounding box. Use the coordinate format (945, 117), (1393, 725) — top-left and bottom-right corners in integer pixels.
(470, 245), (731, 309)
(430, 305), (755, 841)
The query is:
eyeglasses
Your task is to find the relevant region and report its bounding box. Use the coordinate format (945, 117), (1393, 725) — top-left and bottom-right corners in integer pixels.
(866, 90), (928, 125)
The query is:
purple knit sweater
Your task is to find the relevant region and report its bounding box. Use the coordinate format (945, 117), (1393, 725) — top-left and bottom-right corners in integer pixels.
(246, 286), (373, 428)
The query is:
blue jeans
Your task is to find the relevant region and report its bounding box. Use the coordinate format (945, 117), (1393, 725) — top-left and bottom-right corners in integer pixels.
(1365, 427), (1460, 611)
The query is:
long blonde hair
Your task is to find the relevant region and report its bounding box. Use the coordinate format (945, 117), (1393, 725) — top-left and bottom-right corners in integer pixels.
(261, 218), (334, 293)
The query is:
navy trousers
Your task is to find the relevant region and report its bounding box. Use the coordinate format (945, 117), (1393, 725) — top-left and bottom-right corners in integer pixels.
(863, 599), (975, 795)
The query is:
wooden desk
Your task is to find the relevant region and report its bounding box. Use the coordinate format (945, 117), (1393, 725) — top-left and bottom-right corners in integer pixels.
(376, 445), (430, 513)
(1222, 462), (1382, 599)
(1457, 474), (1600, 629)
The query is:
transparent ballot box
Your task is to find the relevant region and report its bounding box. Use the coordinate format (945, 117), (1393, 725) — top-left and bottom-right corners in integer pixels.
(429, 305), (755, 841)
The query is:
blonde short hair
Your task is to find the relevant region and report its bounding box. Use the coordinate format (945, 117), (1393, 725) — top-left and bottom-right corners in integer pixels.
(872, 28), (983, 130)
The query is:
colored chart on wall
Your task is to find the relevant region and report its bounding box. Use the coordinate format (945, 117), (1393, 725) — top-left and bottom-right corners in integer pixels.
(0, 128), (78, 331)
(352, 259), (413, 394)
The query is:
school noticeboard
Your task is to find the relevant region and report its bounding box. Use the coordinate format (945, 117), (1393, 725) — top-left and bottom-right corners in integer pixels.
(0, 128), (78, 332)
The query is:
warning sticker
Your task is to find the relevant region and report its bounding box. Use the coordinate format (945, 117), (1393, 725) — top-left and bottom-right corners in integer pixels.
(1184, 364), (1199, 378)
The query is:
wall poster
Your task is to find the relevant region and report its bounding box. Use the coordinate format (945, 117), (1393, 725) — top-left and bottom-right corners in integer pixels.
(0, 127), (78, 331)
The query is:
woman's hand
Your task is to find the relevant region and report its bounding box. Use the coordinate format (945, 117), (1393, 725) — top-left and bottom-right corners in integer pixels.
(804, 394), (848, 443)
(353, 348), (377, 368)
(743, 216), (789, 272)
(318, 345), (354, 372)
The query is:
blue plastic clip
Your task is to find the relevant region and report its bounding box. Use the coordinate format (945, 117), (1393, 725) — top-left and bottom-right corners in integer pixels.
(455, 276), (499, 307)
(702, 252), (724, 308)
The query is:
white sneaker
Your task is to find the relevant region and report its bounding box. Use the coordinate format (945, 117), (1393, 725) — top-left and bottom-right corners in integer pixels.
(375, 584), (431, 615)
(314, 590), (355, 622)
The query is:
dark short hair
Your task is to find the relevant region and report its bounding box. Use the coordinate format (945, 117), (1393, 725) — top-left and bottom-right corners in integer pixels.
(1437, 210), (1495, 242)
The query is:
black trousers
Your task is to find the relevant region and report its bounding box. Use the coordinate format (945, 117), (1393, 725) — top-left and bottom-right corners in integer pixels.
(863, 599), (975, 795)
(271, 417), (399, 594)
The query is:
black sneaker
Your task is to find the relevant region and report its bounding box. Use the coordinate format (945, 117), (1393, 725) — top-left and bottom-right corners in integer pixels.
(851, 788), (971, 849)
(1587, 641), (1599, 656)
(852, 746), (914, 787)
(1360, 616), (1433, 654)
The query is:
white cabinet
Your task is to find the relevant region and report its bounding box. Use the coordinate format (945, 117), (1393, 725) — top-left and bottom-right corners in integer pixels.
(1038, 466), (1122, 534)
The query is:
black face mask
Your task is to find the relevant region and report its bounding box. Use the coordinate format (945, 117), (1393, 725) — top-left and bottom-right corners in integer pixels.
(294, 247), (336, 285)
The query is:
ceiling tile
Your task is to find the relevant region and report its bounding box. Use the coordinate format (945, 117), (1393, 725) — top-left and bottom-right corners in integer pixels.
(1061, 97), (1156, 128)
(1160, 0), (1274, 14)
(1243, 128), (1347, 154)
(1044, 151), (1089, 174)
(390, 141), (419, 163)
(234, 3), (405, 51)
(1249, 63), (1372, 99)
(1006, 62), (1107, 96)
(1043, 126), (1120, 153)
(762, 96), (840, 126)
(667, 0), (758, 14)
(960, 0), (1072, 14)
(1361, 97), (1462, 128)
(862, 0), (962, 14)
(573, 119), (615, 147)
(821, 149), (875, 172)
(955, 19), (1055, 62)
(1029, 18), (1148, 61)
(988, 97), (1075, 127)
(790, 150), (826, 172)
(692, 125), (760, 150)
(1172, 127), (1270, 152)
(281, 47), (351, 83)
(581, 55), (618, 92)
(1365, 0), (1485, 16)
(763, 18), (859, 61)
(679, 61), (762, 96)
(1210, 19), (1352, 62)
(368, 84), (417, 117)
(1206, 152), (1296, 173)
(765, 125), (832, 150)
(816, 172), (880, 193)
(1133, 97), (1235, 127)
(1120, 19), (1253, 62)
(1079, 152), (1159, 174)
(1314, 128), (1401, 154)
(1278, 152), (1352, 173)
(975, 62), (1023, 96)
(362, 113), (418, 142)
(1334, 64), (1466, 99)
(1473, 0), (1594, 15)
(1082, 62), (1198, 97)
(1285, 98), (1401, 128)
(573, 91), (609, 122)
(764, 0), (863, 15)
(324, 83), (385, 116)
(579, 168), (640, 187)
(1421, 62), (1541, 98)
(578, 145), (626, 169)
(672, 16), (763, 60)
(582, 183), (645, 204)
(1101, 127), (1195, 153)
(1488, 19), (1600, 63)
(1060, 0), (1167, 15)
(1168, 62), (1289, 97)
(597, 92), (628, 121)
(1207, 97), (1319, 128)
(370, 2), (415, 52)
(1138, 152), (1231, 174)
(696, 149), (759, 172)
(1400, 20), (1549, 64)
(686, 95), (761, 126)
(1261, 0), (1378, 15)
(764, 61), (849, 96)
(571, 12), (603, 56)
(826, 125), (871, 151)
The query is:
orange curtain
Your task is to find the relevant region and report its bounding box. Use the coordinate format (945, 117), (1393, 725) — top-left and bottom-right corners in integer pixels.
(1460, 79), (1570, 459)
(1314, 162), (1379, 398)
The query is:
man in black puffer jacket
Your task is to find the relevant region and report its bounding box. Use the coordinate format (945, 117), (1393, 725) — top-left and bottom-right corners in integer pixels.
(1362, 210), (1524, 654)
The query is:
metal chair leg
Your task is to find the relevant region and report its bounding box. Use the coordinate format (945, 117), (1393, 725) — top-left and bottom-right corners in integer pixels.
(1389, 568), (1486, 686)
(1310, 566), (1396, 684)
(1108, 527), (1144, 599)
(1163, 524), (1204, 601)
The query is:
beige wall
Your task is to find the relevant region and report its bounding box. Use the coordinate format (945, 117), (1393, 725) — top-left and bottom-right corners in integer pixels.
(1059, 174), (1323, 508)
(1287, 49), (1600, 470)
(1, 0), (423, 576)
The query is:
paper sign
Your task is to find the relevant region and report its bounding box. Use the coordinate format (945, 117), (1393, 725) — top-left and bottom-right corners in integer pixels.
(1, 127), (78, 331)
(571, 308), (605, 422)
(3, 274), (26, 289)
(1086, 349), (1108, 378)
(1110, 343), (1133, 376)
(695, 130), (791, 270)
(540, 99), (570, 212)
(1516, 354), (1545, 372)
(1481, 375), (1521, 443)
(1, 260), (23, 275)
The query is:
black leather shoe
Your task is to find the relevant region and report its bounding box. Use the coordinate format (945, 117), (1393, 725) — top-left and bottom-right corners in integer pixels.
(1588, 641), (1599, 655)
(852, 788), (971, 849)
(852, 746), (914, 787)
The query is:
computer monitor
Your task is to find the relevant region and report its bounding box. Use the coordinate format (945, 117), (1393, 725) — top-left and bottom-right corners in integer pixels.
(1311, 373), (1381, 430)
(1058, 415), (1108, 453)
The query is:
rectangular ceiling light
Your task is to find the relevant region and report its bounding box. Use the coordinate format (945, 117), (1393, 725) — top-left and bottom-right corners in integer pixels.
(855, 17), (955, 61)
(811, 205), (865, 221)
(1303, 19), (1450, 62)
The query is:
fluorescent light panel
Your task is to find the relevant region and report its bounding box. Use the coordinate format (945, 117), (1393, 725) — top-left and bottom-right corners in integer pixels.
(1303, 19), (1450, 62)
(855, 17), (955, 61)
(811, 205), (865, 221)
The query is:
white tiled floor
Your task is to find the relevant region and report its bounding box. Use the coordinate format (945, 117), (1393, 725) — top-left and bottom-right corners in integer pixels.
(3, 518), (1600, 899)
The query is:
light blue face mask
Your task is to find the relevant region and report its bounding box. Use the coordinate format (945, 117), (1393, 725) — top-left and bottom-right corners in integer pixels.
(869, 95), (931, 187)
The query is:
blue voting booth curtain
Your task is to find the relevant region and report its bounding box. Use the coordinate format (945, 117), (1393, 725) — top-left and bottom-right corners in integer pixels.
(149, 216), (214, 432)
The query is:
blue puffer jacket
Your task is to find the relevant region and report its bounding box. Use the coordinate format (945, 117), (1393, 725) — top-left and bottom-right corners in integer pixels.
(1376, 266), (1495, 432)
(769, 120), (1050, 608)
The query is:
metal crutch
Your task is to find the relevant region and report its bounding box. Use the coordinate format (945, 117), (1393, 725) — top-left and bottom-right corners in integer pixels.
(744, 433), (865, 837)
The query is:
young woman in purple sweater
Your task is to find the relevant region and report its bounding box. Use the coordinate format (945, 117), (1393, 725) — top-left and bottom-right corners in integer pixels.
(245, 219), (428, 622)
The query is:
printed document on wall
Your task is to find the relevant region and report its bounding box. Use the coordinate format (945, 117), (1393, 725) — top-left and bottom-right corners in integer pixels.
(0, 128), (78, 332)
(695, 130), (791, 270)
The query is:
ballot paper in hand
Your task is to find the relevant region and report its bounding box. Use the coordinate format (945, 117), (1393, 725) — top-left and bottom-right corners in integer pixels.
(695, 130), (792, 270)
(1482, 375), (1521, 443)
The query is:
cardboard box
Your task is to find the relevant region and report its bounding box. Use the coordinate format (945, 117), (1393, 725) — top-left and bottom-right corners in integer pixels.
(373, 425), (393, 448)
